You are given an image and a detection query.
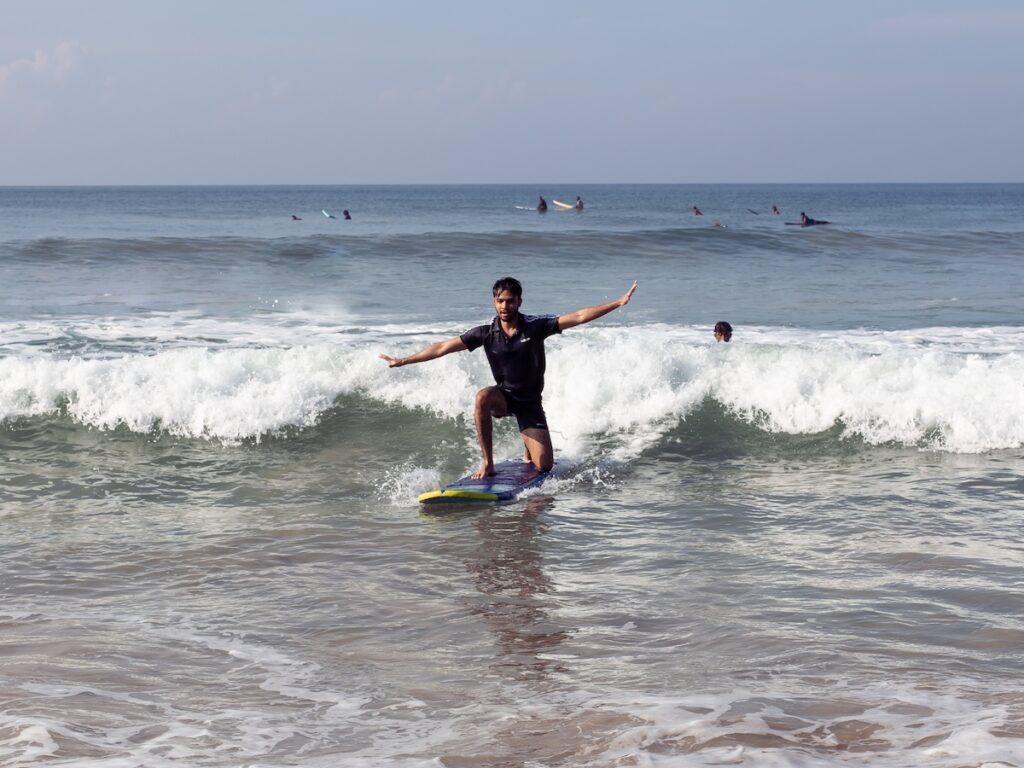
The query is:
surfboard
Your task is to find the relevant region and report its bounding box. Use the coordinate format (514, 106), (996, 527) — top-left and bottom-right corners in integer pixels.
(322, 209), (336, 219)
(418, 460), (549, 505)
(552, 200), (575, 210)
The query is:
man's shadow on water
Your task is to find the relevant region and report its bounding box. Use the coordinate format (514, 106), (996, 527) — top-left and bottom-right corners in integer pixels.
(462, 496), (573, 682)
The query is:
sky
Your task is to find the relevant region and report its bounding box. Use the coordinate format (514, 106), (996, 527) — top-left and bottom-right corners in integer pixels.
(2, 1), (1023, 184)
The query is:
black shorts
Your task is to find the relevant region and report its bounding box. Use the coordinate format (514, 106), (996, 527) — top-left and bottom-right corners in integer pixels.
(500, 392), (548, 432)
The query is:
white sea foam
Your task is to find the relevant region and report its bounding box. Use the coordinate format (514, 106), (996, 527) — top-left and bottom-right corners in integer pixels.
(1, 320), (1023, 453)
(0, 310), (361, 354)
(377, 463), (444, 505)
(153, 623), (371, 717)
(590, 682), (1024, 768)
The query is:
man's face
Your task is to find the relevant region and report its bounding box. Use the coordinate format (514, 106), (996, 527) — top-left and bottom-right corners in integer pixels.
(493, 289), (522, 322)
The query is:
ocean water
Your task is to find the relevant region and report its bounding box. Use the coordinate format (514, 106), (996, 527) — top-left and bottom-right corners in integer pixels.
(1, 184), (1023, 767)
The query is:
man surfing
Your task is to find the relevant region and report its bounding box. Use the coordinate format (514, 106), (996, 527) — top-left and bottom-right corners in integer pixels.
(380, 278), (637, 479)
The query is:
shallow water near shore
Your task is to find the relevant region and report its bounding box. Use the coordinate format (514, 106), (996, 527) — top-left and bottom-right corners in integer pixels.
(1, 184), (1023, 766)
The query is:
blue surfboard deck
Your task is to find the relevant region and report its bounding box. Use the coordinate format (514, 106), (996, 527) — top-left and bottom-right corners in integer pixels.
(418, 460), (549, 505)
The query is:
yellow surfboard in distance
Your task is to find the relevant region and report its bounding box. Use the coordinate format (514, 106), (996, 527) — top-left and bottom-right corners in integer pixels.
(552, 200), (574, 209)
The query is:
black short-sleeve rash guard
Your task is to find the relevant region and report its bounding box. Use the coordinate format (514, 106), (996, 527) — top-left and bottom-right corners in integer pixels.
(460, 313), (562, 400)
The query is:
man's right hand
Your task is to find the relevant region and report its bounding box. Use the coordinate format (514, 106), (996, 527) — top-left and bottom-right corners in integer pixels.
(618, 280), (638, 307)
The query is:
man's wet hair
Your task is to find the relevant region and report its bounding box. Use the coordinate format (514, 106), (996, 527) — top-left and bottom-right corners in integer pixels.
(714, 321), (733, 339)
(492, 277), (523, 297)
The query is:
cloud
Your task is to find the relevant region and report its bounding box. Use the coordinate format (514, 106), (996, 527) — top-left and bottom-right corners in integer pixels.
(0, 41), (85, 96)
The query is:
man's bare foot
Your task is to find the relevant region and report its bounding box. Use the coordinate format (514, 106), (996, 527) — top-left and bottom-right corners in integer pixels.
(471, 463), (496, 479)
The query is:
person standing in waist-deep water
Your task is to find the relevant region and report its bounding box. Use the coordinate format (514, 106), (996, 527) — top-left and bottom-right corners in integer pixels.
(537, 196), (548, 212)
(714, 321), (733, 342)
(574, 196), (584, 210)
(692, 206), (703, 216)
(380, 277), (638, 479)
(343, 210), (351, 220)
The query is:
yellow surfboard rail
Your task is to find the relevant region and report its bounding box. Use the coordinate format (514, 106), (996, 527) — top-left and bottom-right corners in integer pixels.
(417, 489), (500, 504)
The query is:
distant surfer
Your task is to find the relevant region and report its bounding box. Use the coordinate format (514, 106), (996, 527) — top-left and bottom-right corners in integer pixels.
(714, 321), (733, 342)
(343, 209), (351, 220)
(574, 196), (584, 210)
(537, 196), (548, 213)
(800, 211), (830, 227)
(692, 206), (703, 216)
(380, 277), (638, 479)
(771, 206), (780, 216)
(291, 214), (302, 221)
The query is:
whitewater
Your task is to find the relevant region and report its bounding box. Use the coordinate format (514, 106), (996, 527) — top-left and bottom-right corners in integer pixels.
(2, 319), (1024, 456)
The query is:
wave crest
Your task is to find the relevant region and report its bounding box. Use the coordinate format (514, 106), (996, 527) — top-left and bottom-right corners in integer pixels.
(1, 326), (1022, 454)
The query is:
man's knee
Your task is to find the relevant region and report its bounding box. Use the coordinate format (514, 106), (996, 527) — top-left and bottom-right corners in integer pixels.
(475, 387), (505, 415)
(522, 429), (554, 472)
(529, 445), (554, 472)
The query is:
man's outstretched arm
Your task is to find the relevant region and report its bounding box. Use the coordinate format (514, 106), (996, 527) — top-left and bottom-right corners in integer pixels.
(379, 336), (468, 368)
(557, 281), (637, 331)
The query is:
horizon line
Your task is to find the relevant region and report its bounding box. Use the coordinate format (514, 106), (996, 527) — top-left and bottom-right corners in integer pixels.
(2, 181), (1022, 188)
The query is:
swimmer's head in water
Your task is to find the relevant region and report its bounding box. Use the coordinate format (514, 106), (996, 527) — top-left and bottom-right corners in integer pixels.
(714, 321), (732, 342)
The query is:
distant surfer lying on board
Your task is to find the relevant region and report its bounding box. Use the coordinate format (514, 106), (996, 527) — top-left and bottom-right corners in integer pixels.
(380, 277), (638, 479)
(799, 211), (830, 227)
